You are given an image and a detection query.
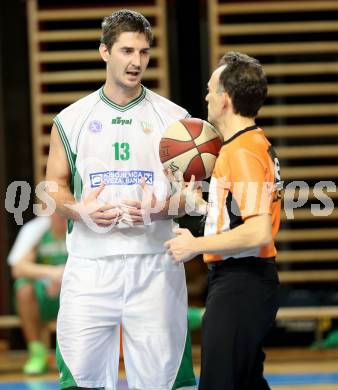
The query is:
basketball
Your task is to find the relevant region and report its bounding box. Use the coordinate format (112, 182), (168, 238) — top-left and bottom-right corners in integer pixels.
(159, 118), (223, 181)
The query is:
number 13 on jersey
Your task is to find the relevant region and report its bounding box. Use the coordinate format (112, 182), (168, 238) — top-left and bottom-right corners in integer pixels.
(113, 142), (130, 160)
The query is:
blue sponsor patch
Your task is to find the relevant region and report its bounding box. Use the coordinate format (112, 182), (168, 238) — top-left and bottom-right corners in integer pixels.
(90, 170), (154, 187)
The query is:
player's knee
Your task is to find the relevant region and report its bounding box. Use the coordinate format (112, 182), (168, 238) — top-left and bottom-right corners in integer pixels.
(16, 283), (36, 303)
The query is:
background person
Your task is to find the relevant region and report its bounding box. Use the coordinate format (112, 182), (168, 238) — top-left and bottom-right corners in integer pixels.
(7, 213), (67, 375)
(166, 51), (281, 390)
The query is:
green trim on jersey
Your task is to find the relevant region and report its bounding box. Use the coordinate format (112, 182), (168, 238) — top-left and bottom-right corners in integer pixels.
(67, 167), (83, 233)
(54, 116), (83, 234)
(99, 85), (146, 112)
(54, 117), (76, 174)
(70, 166), (83, 203)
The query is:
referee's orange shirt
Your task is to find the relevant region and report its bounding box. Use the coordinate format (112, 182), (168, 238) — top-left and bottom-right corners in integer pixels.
(204, 125), (282, 263)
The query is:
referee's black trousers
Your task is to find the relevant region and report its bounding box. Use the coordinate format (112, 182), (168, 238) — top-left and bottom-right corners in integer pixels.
(198, 257), (280, 390)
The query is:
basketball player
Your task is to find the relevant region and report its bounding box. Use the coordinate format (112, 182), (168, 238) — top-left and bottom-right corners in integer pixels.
(45, 9), (196, 390)
(7, 214), (67, 375)
(166, 52), (281, 389)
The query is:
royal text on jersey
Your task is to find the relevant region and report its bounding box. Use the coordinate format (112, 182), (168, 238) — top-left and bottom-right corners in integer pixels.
(112, 117), (132, 125)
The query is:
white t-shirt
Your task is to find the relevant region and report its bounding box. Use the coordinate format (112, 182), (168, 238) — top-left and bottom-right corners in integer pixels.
(7, 217), (51, 265)
(54, 86), (189, 258)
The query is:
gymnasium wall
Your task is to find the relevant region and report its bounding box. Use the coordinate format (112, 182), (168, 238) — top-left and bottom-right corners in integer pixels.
(1, 0), (338, 321)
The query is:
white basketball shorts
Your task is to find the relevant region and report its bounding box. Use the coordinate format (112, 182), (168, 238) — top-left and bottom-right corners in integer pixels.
(56, 252), (188, 390)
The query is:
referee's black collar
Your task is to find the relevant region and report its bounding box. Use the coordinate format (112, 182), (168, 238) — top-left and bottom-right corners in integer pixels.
(223, 125), (259, 145)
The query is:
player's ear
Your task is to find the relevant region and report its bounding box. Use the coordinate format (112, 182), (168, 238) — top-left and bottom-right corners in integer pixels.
(221, 91), (230, 110)
(99, 43), (109, 62)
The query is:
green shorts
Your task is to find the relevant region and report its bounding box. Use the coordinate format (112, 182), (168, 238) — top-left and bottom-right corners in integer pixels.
(14, 277), (60, 321)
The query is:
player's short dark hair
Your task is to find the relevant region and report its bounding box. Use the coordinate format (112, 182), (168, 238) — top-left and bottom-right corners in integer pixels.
(218, 52), (267, 118)
(100, 9), (153, 52)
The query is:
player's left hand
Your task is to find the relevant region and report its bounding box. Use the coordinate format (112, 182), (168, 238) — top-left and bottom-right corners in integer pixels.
(165, 228), (197, 263)
(119, 178), (158, 225)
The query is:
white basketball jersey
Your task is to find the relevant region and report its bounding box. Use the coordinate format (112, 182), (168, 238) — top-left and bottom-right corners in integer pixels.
(54, 86), (189, 258)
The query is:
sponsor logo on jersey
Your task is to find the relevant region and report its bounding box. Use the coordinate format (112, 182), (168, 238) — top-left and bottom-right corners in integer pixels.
(140, 121), (153, 134)
(90, 170), (154, 187)
(88, 120), (103, 133)
(112, 117), (132, 125)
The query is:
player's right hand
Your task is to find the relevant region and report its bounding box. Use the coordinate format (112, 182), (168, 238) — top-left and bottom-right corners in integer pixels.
(66, 183), (122, 227)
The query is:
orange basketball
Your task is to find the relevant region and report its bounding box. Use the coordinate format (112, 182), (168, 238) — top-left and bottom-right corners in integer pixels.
(159, 118), (223, 181)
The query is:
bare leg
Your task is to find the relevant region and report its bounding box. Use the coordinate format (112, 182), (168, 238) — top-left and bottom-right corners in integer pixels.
(16, 283), (48, 374)
(16, 283), (42, 341)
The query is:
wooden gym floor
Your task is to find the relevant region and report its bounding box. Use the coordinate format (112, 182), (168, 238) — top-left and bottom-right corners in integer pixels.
(1, 347), (338, 389)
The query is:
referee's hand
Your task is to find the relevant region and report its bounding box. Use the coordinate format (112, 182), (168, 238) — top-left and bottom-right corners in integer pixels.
(165, 228), (197, 263)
